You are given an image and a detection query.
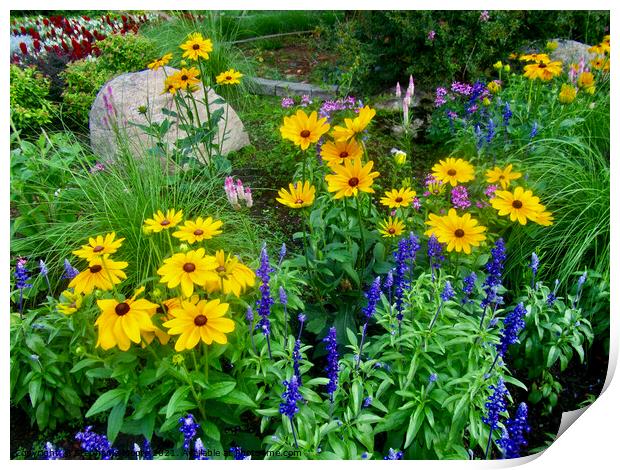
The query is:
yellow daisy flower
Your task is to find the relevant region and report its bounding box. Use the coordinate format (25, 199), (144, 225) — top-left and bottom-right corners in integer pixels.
(431, 157), (475, 187)
(144, 209), (184, 234)
(276, 181), (316, 209)
(216, 68), (243, 85)
(163, 298), (235, 351)
(577, 72), (596, 93)
(157, 248), (217, 298)
(280, 110), (330, 151)
(204, 250), (256, 297)
(519, 53), (550, 62)
(172, 217), (223, 244)
(57, 290), (84, 315)
(558, 84), (577, 104)
(320, 139), (363, 167)
(378, 217), (405, 238)
(148, 53), (173, 71)
(485, 164), (522, 189)
(95, 290), (159, 351)
(331, 106), (376, 142)
(380, 187), (417, 208)
(72, 232), (125, 262)
(424, 209), (487, 254)
(162, 76), (179, 95)
(170, 67), (201, 90)
(490, 186), (547, 225)
(590, 57), (610, 72)
(523, 60), (563, 81)
(325, 158), (380, 199)
(68, 256), (128, 295)
(180, 33), (213, 61)
(529, 210), (554, 227)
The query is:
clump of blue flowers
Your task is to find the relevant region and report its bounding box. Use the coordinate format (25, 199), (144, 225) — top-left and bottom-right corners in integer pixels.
(179, 414), (200, 452)
(358, 276), (381, 367)
(497, 402), (530, 459)
(14, 257), (31, 316)
(489, 303), (527, 373)
(45, 442), (64, 460)
(384, 448), (404, 460)
(482, 377), (509, 459)
(279, 375), (303, 448)
(256, 243), (275, 358)
(462, 272), (477, 304)
(62, 258), (79, 279)
(427, 235), (444, 282)
(480, 238), (506, 327)
(75, 426), (117, 459)
(323, 326), (339, 402)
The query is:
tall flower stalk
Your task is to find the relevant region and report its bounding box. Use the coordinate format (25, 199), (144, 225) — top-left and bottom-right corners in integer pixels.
(480, 238), (506, 329)
(357, 276), (381, 368)
(489, 303), (527, 374)
(256, 244), (274, 359)
(323, 326), (339, 410)
(14, 257), (31, 317)
(279, 375), (303, 448)
(482, 377), (509, 459)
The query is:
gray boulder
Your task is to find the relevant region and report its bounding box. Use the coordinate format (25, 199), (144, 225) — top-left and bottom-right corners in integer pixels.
(89, 66), (250, 161)
(550, 39), (596, 66)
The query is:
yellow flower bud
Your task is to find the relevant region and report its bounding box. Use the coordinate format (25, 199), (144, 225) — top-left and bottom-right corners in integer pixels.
(151, 287), (164, 302)
(393, 150), (407, 165)
(178, 243), (189, 253)
(172, 354), (185, 365)
(482, 97), (492, 106)
(546, 41), (559, 51)
(493, 61), (503, 70)
(180, 60), (187, 67)
(503, 64), (511, 72)
(558, 84), (577, 104)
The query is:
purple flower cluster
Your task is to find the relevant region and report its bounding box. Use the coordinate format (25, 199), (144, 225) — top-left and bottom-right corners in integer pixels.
(496, 303), (527, 358)
(484, 185), (498, 199)
(14, 258), (31, 290)
(45, 442), (65, 460)
(194, 438), (209, 460)
(179, 414), (200, 451)
(440, 281), (455, 302)
(281, 97), (294, 108)
(323, 327), (339, 401)
(529, 253), (539, 287)
(230, 446), (251, 460)
(451, 185), (471, 209)
(435, 87), (448, 107)
(451, 81), (473, 96)
(383, 269), (394, 301)
(279, 375), (302, 419)
(384, 448), (404, 460)
(503, 102), (513, 127)
(292, 339), (302, 383)
(278, 243), (287, 267)
(480, 10), (490, 22)
(482, 377), (509, 431)
(481, 238), (506, 309)
(63, 258), (79, 279)
(362, 276), (382, 320)
(530, 122), (539, 139)
(318, 96), (358, 120)
(393, 234), (421, 323)
(497, 403), (530, 459)
(427, 235), (445, 281)
(427, 30), (436, 41)
(573, 271), (587, 308)
(75, 426), (117, 459)
(256, 244), (274, 337)
(547, 279), (560, 307)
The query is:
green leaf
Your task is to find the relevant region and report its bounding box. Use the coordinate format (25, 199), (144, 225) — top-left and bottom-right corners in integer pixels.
(28, 379), (42, 407)
(547, 345), (560, 367)
(86, 389), (127, 418)
(219, 390), (256, 408)
(165, 385), (191, 419)
(346, 328), (359, 347)
(404, 405), (425, 448)
(202, 381), (236, 400)
(374, 409), (409, 434)
(107, 402), (126, 443)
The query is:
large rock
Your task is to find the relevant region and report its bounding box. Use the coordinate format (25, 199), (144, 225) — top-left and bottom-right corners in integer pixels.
(550, 39), (596, 66)
(89, 67), (250, 161)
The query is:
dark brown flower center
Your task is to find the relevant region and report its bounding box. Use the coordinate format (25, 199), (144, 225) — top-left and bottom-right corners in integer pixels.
(300, 130), (311, 138)
(339, 151), (349, 158)
(69, 302), (77, 309)
(89, 265), (103, 273)
(181, 75), (188, 81)
(388, 228), (396, 234)
(160, 219), (171, 226)
(348, 177), (359, 187)
(115, 302), (130, 316)
(295, 198), (304, 204)
(447, 169), (457, 176)
(216, 265), (226, 273)
(226, 76), (232, 80)
(183, 263), (196, 273)
(194, 314), (208, 326)
(454, 229), (465, 238)
(93, 245), (104, 253)
(192, 44), (200, 50)
(395, 197), (403, 203)
(499, 175), (505, 179)
(512, 200), (523, 209)
(193, 229), (204, 236)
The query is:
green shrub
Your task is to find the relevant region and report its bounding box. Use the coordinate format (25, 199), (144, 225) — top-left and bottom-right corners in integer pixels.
(60, 33), (159, 127)
(327, 11), (610, 94)
(10, 64), (58, 133)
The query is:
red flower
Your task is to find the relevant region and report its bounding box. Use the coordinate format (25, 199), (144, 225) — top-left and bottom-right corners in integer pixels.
(34, 39), (41, 51)
(19, 42), (28, 55)
(43, 18), (50, 26)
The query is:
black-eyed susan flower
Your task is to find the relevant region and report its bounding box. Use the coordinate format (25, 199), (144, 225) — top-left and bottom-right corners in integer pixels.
(424, 209), (487, 254)
(431, 158), (475, 187)
(490, 186), (548, 225)
(163, 76), (179, 95)
(144, 209), (183, 234)
(523, 60), (562, 81)
(485, 164), (522, 189)
(331, 106), (376, 142)
(170, 67), (201, 90)
(180, 33), (213, 61)
(519, 53), (550, 62)
(148, 53), (173, 71)
(276, 181), (316, 209)
(558, 84), (577, 104)
(216, 68), (243, 85)
(378, 217), (405, 238)
(72, 232), (125, 262)
(487, 80), (502, 94)
(163, 298), (234, 350)
(577, 72), (596, 93)
(280, 110), (330, 150)
(529, 210), (554, 227)
(325, 158), (380, 199)
(172, 217), (223, 244)
(95, 289), (159, 351)
(590, 57), (610, 72)
(203, 250), (256, 297)
(69, 256), (128, 295)
(57, 290), (84, 315)
(157, 248), (217, 298)
(320, 139), (363, 167)
(380, 187), (417, 208)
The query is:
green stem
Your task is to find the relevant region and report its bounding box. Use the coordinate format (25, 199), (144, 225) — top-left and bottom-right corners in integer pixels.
(355, 195), (366, 277)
